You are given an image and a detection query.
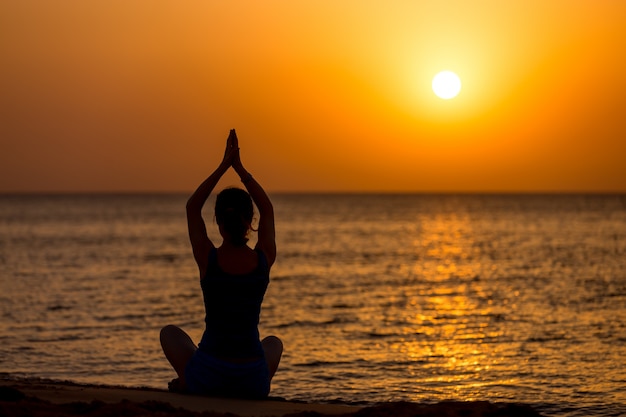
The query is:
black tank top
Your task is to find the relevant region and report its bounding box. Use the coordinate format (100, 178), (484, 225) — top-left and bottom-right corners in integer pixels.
(198, 248), (269, 358)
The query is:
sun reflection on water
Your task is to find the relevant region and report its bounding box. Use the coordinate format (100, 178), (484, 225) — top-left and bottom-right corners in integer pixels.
(390, 212), (512, 400)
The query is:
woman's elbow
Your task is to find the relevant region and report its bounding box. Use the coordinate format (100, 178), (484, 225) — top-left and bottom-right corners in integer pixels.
(186, 200), (203, 219)
(186, 196), (201, 211)
(259, 203), (274, 217)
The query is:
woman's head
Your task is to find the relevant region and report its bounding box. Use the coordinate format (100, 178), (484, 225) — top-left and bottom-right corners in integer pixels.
(215, 187), (254, 246)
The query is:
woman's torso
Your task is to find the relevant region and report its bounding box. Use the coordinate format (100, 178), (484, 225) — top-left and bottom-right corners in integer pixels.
(198, 247), (269, 359)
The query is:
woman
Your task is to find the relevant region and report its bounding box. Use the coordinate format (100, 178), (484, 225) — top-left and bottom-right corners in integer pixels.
(160, 129), (283, 399)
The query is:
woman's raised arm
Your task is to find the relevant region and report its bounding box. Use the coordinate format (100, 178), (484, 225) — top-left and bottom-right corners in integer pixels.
(186, 130), (237, 277)
(230, 131), (276, 266)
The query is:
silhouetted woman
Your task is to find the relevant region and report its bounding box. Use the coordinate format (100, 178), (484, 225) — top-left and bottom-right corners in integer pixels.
(160, 129), (283, 399)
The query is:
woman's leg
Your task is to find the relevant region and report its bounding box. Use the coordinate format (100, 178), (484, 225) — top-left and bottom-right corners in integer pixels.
(160, 324), (197, 389)
(261, 335), (283, 381)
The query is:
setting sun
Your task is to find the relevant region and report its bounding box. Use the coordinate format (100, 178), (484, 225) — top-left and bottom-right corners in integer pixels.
(432, 71), (462, 99)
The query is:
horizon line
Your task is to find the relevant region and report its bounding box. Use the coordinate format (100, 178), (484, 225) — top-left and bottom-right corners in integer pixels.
(2, 190), (626, 196)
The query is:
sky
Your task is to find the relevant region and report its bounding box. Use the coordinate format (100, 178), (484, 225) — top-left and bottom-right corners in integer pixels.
(1, 1), (625, 193)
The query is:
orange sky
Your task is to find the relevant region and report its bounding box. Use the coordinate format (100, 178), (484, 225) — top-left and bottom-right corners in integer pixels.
(1, 1), (625, 193)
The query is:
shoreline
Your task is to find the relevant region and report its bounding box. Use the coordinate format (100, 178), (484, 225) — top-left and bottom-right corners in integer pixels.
(0, 376), (545, 417)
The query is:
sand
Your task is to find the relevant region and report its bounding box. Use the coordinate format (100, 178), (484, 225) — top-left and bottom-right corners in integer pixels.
(0, 377), (545, 417)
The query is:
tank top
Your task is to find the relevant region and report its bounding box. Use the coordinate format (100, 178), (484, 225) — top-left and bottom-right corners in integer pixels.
(197, 248), (269, 358)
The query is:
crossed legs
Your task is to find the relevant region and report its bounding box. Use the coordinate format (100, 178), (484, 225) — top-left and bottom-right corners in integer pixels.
(160, 325), (283, 391)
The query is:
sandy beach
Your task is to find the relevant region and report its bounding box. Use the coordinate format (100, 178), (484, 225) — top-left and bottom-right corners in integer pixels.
(0, 377), (544, 417)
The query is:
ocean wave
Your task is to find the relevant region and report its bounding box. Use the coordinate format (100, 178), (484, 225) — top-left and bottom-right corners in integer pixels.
(270, 317), (354, 329)
(293, 358), (370, 367)
(143, 253), (182, 263)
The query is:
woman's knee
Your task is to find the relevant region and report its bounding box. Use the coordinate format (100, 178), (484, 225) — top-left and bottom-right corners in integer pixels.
(262, 335), (284, 363)
(160, 325), (196, 375)
(262, 336), (283, 380)
(262, 335), (283, 352)
(160, 324), (180, 343)
(160, 324), (192, 351)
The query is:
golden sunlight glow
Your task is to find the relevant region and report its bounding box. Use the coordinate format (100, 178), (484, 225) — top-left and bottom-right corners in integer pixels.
(0, 2), (625, 192)
(432, 71), (462, 99)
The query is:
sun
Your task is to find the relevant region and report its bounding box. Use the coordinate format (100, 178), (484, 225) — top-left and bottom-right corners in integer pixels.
(432, 71), (461, 99)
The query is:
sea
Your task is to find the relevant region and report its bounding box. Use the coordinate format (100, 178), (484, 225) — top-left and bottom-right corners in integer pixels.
(1, 193), (625, 416)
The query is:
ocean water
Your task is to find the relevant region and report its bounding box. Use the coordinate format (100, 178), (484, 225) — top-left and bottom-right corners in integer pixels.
(0, 193), (625, 416)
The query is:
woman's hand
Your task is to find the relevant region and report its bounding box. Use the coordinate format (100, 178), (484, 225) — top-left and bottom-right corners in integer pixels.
(229, 130), (248, 176)
(219, 129), (239, 169)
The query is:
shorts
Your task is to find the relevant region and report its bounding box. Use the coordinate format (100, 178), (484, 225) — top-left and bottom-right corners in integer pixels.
(184, 349), (270, 399)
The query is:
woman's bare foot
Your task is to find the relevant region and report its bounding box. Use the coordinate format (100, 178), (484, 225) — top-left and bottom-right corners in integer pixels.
(168, 378), (184, 393)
